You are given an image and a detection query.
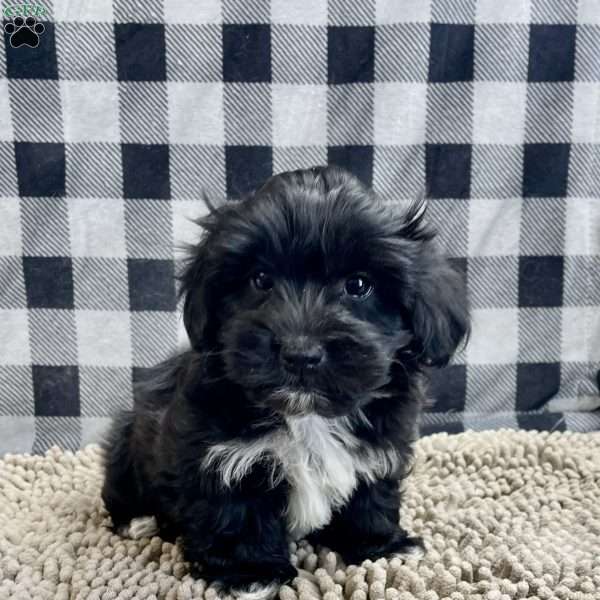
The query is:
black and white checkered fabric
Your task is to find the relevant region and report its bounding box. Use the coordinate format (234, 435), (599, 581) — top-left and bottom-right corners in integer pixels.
(0, 0), (599, 453)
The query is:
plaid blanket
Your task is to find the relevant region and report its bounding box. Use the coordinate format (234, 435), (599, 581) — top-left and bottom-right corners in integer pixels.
(0, 0), (599, 453)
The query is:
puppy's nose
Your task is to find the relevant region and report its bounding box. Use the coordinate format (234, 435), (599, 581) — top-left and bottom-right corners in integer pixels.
(281, 338), (324, 372)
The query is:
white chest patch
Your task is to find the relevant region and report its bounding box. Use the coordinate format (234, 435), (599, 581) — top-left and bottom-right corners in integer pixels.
(281, 415), (360, 538)
(203, 413), (399, 539)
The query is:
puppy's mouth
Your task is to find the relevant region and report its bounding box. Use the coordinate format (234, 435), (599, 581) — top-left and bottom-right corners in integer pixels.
(261, 385), (334, 417)
(221, 320), (400, 417)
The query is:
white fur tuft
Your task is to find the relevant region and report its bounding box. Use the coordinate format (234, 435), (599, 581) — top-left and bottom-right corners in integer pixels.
(202, 408), (400, 539)
(392, 542), (426, 561)
(118, 516), (159, 540)
(230, 582), (280, 600)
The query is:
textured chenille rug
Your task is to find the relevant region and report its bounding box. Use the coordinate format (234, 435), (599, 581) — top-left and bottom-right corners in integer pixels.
(1, 431), (599, 600)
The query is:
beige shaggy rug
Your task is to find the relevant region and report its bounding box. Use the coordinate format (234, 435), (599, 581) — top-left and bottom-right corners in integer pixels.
(1, 430), (599, 600)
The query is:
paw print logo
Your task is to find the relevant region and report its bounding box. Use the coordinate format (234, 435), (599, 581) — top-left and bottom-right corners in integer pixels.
(4, 16), (45, 48)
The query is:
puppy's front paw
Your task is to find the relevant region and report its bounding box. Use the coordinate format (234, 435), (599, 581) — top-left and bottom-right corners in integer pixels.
(204, 560), (297, 597)
(229, 581), (281, 600)
(337, 534), (425, 566)
(389, 536), (425, 561)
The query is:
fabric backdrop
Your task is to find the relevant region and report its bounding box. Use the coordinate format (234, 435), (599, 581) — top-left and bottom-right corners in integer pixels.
(0, 0), (599, 453)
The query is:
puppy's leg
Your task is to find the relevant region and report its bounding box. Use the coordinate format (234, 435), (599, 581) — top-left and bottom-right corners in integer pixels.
(179, 475), (296, 595)
(308, 478), (423, 565)
(101, 411), (148, 530)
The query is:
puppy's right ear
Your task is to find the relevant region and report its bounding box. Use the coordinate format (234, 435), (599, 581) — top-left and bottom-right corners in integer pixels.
(179, 198), (221, 350)
(180, 242), (210, 350)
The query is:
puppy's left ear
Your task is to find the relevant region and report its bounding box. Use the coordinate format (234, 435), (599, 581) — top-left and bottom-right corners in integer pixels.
(402, 197), (470, 367)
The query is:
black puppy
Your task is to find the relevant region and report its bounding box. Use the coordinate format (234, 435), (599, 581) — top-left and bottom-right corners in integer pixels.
(102, 166), (469, 598)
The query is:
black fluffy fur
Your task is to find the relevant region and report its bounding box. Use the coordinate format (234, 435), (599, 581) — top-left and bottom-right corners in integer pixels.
(102, 166), (469, 592)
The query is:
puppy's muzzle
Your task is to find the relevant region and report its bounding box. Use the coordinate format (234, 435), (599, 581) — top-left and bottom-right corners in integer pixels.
(280, 336), (325, 374)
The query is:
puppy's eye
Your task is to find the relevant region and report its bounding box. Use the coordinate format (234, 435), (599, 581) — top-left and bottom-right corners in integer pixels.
(344, 274), (373, 298)
(252, 271), (274, 292)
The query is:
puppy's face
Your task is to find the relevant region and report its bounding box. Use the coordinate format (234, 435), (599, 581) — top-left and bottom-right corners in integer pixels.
(182, 167), (468, 418)
(218, 241), (411, 418)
